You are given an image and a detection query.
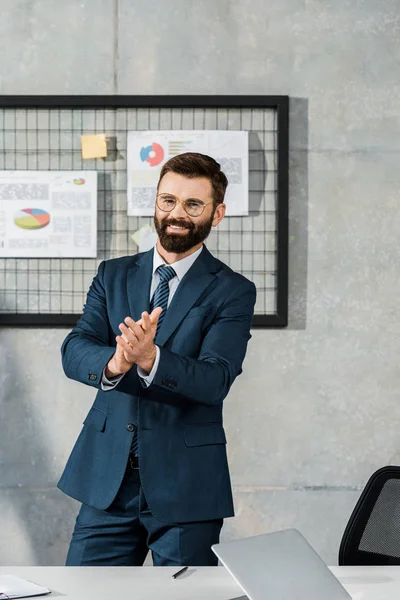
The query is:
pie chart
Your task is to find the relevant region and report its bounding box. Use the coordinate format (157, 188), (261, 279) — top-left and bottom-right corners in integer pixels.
(140, 142), (164, 167)
(14, 208), (51, 230)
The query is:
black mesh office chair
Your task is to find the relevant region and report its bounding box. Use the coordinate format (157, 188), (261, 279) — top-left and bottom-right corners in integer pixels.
(339, 466), (400, 565)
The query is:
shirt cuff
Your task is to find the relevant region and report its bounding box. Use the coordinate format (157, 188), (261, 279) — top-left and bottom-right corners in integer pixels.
(137, 346), (160, 387)
(101, 369), (125, 391)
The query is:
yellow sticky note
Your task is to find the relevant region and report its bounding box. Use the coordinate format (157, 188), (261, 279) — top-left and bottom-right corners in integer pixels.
(81, 134), (107, 159)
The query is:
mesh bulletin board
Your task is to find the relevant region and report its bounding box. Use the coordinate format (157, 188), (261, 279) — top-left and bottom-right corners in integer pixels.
(0, 96), (288, 327)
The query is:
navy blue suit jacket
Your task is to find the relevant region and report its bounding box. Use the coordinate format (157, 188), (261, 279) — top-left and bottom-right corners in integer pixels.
(58, 246), (256, 523)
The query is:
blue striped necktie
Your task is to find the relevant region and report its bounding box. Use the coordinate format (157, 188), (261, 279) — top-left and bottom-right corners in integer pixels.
(150, 265), (176, 335)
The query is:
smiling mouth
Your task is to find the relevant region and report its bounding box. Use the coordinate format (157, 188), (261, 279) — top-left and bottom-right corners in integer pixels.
(166, 224), (191, 232)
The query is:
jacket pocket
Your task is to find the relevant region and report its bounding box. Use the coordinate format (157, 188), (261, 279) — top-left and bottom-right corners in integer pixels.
(184, 423), (227, 447)
(83, 407), (107, 432)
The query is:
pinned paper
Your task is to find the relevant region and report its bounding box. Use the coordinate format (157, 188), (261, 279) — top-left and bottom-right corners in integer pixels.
(81, 134), (108, 159)
(131, 224), (158, 252)
(0, 170), (97, 258)
(127, 130), (249, 216)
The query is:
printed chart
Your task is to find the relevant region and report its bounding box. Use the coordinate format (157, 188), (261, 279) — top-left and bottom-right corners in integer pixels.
(0, 171), (97, 257)
(14, 208), (51, 230)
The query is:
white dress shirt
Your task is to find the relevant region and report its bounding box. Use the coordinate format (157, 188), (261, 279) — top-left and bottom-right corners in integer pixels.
(101, 244), (204, 390)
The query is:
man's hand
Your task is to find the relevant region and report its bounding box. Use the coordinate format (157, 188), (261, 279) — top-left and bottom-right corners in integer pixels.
(104, 341), (132, 378)
(105, 307), (162, 378)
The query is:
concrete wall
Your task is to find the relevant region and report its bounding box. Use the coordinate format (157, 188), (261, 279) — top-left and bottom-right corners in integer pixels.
(1, 0), (399, 565)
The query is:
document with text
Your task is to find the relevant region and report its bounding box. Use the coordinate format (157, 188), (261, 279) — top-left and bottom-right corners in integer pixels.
(0, 171), (97, 258)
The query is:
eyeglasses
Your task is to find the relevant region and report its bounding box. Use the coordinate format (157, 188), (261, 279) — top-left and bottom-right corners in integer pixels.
(156, 194), (213, 217)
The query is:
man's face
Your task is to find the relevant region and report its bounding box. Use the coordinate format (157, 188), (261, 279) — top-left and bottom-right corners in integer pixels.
(154, 172), (225, 254)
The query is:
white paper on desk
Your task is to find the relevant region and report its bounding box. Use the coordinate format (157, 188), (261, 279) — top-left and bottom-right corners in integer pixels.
(127, 130), (249, 217)
(0, 574), (50, 598)
(0, 170), (97, 258)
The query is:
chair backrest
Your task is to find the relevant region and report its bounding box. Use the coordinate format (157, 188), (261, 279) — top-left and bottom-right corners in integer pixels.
(339, 466), (400, 565)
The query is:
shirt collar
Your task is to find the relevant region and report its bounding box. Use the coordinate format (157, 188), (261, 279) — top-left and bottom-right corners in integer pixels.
(152, 244), (203, 282)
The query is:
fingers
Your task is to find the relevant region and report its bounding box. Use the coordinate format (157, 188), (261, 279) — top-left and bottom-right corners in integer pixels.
(118, 323), (135, 345)
(122, 311), (161, 333)
(119, 312), (161, 347)
(141, 311), (152, 331)
(119, 318), (145, 343)
(115, 341), (125, 355)
(126, 317), (146, 340)
(116, 335), (135, 363)
(149, 306), (163, 323)
(136, 309), (162, 331)
(141, 309), (162, 339)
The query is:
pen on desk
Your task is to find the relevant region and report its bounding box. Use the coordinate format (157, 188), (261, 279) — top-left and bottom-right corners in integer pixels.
(172, 566), (188, 579)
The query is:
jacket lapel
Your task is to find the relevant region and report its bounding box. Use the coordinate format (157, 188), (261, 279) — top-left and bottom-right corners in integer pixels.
(125, 245), (221, 345)
(126, 248), (154, 321)
(156, 246), (220, 347)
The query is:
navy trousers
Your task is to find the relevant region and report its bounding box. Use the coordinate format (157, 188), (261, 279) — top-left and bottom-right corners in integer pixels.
(66, 460), (223, 566)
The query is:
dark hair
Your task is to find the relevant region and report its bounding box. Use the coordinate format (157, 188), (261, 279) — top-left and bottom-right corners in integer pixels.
(157, 152), (228, 205)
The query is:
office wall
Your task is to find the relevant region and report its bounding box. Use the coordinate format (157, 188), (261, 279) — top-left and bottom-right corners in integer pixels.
(1, 0), (399, 565)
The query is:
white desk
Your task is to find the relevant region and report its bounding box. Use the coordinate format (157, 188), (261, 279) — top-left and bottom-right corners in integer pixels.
(1, 565), (400, 599)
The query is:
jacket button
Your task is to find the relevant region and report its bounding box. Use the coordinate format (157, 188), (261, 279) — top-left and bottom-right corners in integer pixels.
(126, 423), (135, 432)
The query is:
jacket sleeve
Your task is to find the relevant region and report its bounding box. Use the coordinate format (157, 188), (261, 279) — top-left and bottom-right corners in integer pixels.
(61, 260), (117, 389)
(117, 279), (256, 406)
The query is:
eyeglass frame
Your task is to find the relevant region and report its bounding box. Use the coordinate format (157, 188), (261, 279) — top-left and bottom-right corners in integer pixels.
(155, 193), (216, 217)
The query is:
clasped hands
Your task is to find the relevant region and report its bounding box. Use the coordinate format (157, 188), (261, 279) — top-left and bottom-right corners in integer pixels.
(105, 307), (163, 378)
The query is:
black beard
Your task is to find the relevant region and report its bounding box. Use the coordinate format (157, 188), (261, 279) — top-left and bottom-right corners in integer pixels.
(154, 213), (214, 254)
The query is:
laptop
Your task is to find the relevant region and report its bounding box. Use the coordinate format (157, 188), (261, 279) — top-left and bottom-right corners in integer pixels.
(212, 528), (352, 600)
